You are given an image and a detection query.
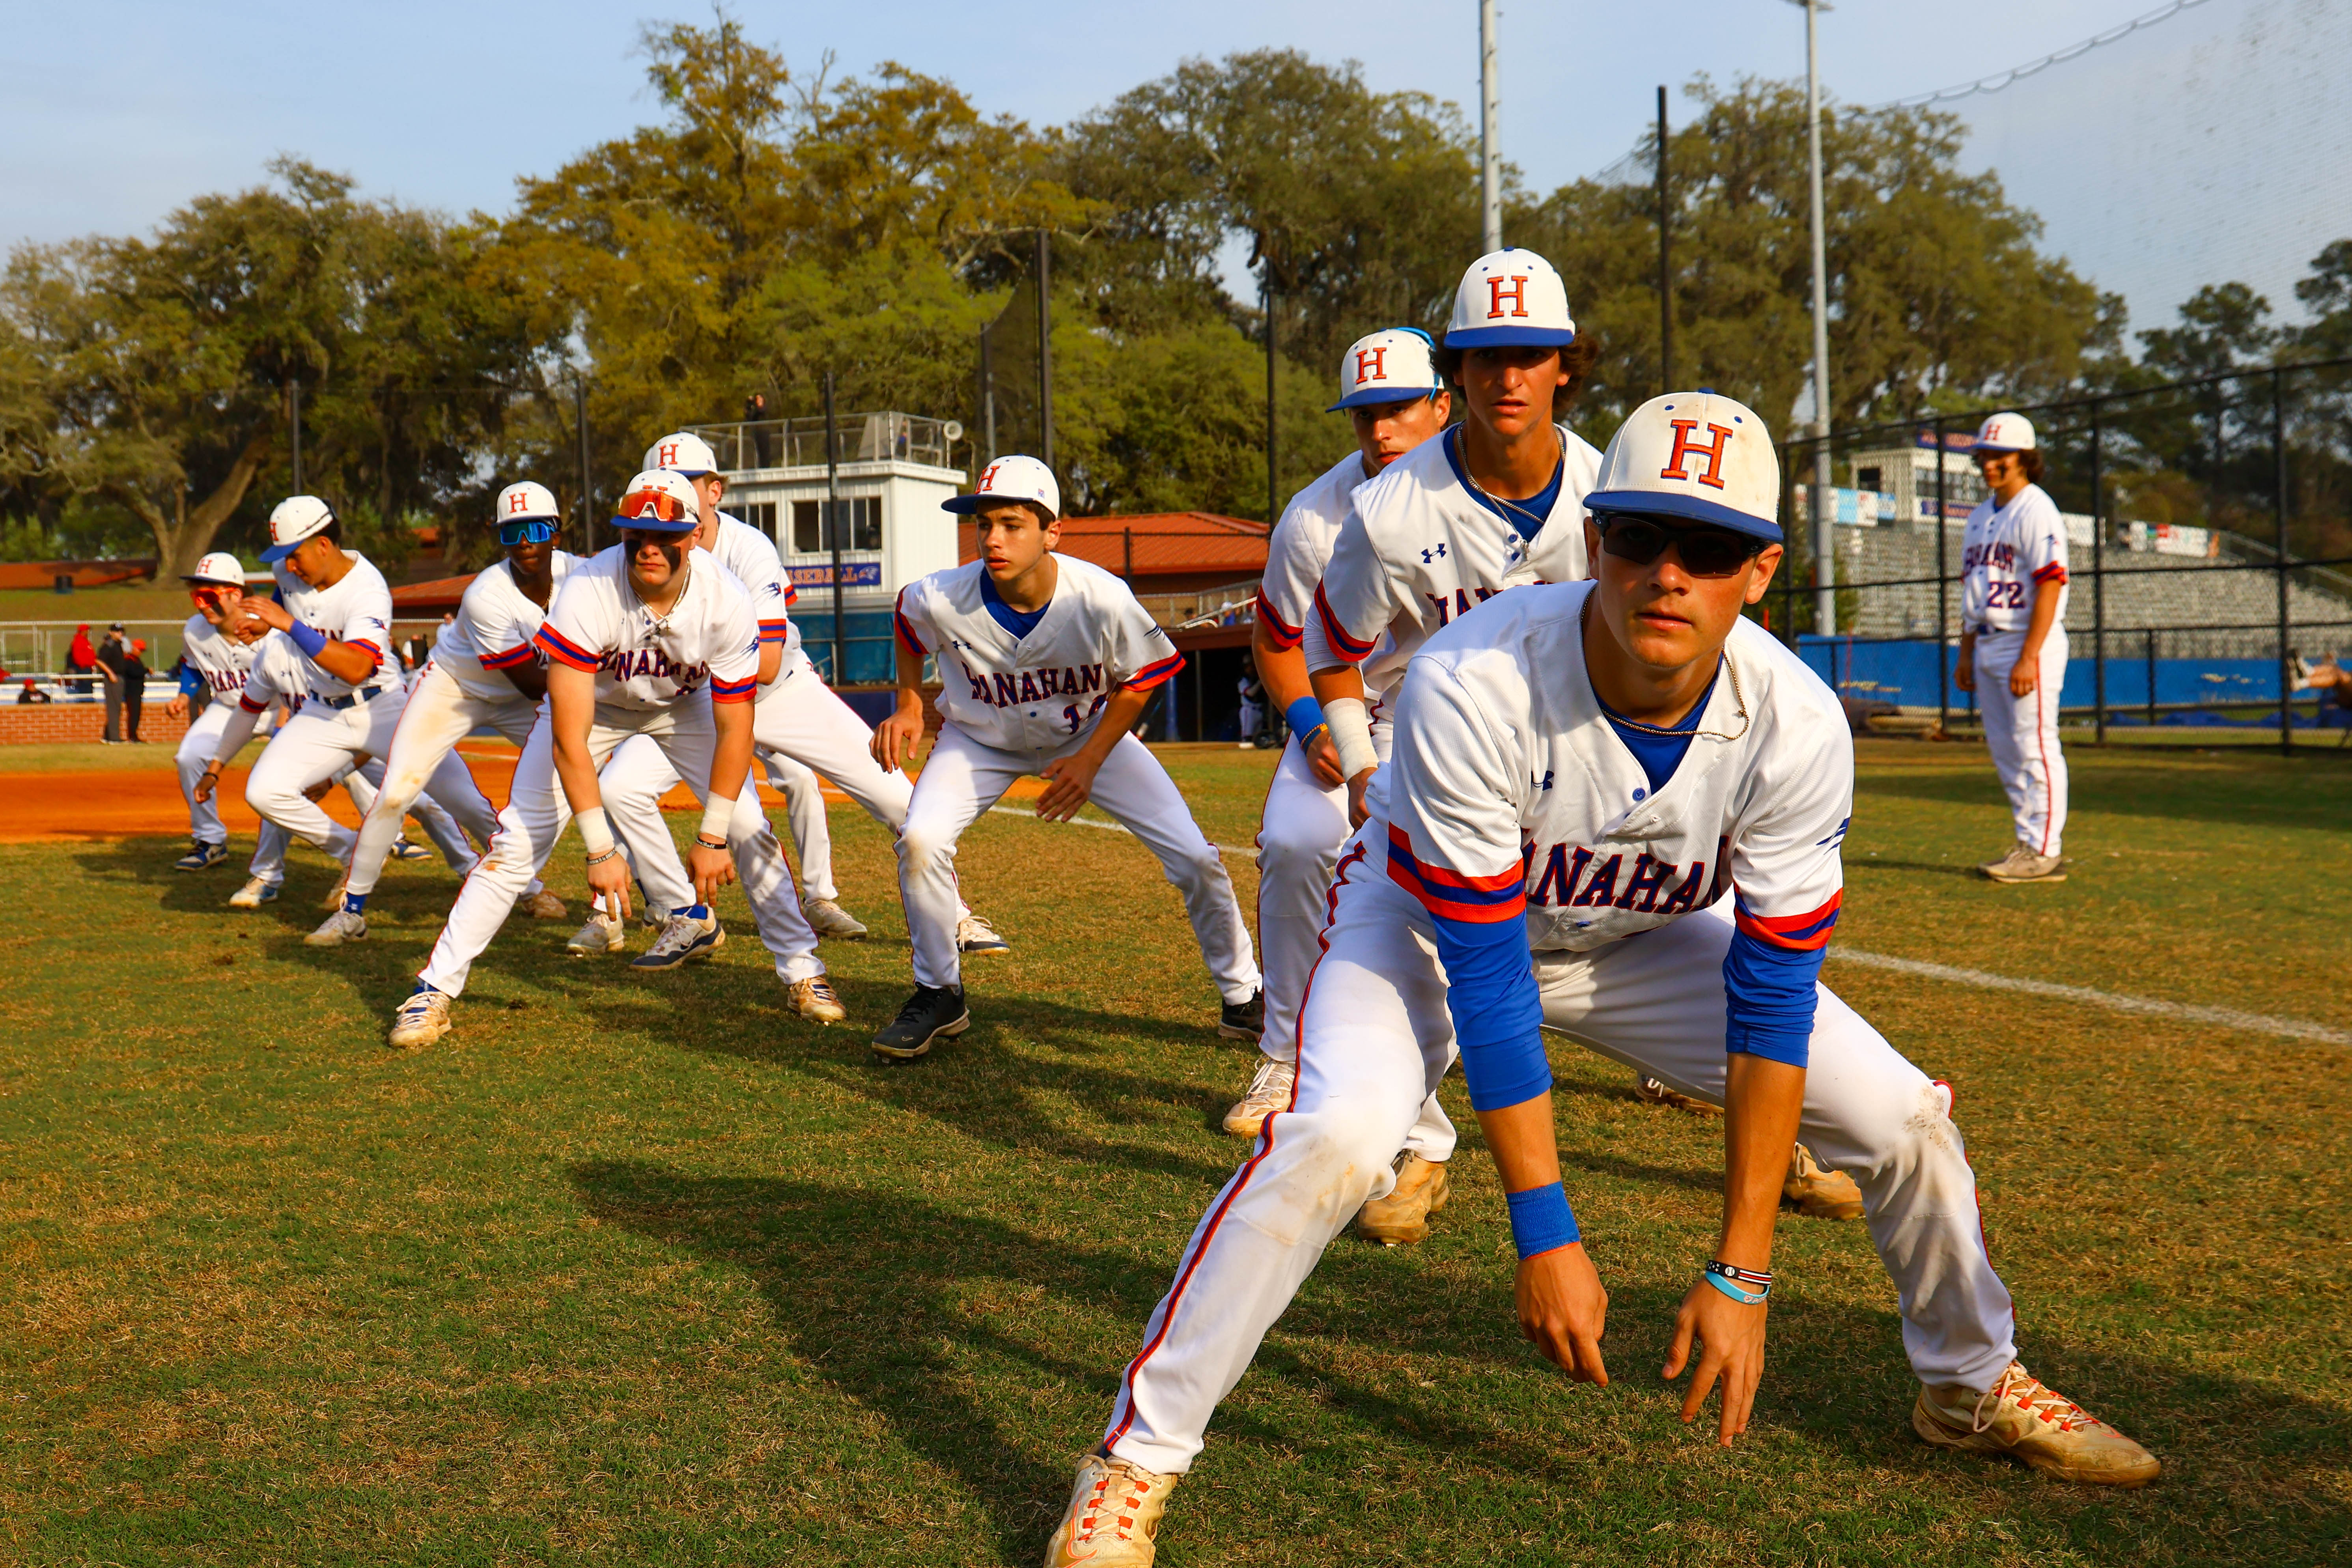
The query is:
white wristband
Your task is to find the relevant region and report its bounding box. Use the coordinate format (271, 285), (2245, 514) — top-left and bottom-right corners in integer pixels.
(698, 795), (735, 844)
(1324, 697), (1378, 779)
(576, 805), (614, 858)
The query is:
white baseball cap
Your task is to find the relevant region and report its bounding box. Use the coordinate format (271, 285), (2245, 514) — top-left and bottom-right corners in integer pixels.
(494, 480), (562, 523)
(1971, 412), (2037, 453)
(179, 551), (247, 587)
(610, 469), (702, 534)
(1328, 328), (1445, 412)
(1585, 391), (1781, 542)
(1444, 248), (1577, 350)
(260, 495), (337, 563)
(644, 431), (720, 477)
(944, 454), (1060, 520)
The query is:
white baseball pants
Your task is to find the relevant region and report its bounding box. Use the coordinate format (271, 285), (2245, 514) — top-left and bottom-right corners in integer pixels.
(1254, 732), (1454, 1163)
(243, 691), (408, 861)
(1974, 629), (2069, 856)
(345, 662), (539, 900)
(177, 699), (274, 847)
(243, 767), (370, 889)
(1103, 864), (2017, 1477)
(899, 723), (1259, 1001)
(416, 702), (823, 998)
(342, 758), (477, 874)
(766, 754), (834, 901)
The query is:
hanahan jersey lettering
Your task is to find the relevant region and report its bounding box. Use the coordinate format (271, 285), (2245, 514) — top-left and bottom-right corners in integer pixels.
(1422, 584), (1504, 627)
(1523, 833), (1733, 916)
(1962, 541), (2016, 574)
(598, 647), (709, 689)
(968, 663), (1106, 709)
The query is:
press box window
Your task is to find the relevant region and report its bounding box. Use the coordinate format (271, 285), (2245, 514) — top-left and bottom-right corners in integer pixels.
(735, 500), (777, 537)
(791, 497), (880, 552)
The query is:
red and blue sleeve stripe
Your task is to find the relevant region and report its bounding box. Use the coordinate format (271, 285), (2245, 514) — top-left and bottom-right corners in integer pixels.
(1312, 579), (1378, 663)
(239, 692), (269, 714)
(2031, 562), (2068, 585)
(533, 625), (601, 672)
(345, 638), (384, 671)
(893, 590), (928, 659)
(1254, 590), (1302, 650)
(756, 618), (791, 646)
(1732, 889), (1841, 951)
(710, 674), (758, 704)
(1121, 651), (1186, 692)
(784, 581), (799, 607)
(480, 642), (538, 670)
(1385, 825), (1527, 924)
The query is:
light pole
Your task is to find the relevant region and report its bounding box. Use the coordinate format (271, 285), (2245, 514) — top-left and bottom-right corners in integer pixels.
(1479, 0), (1501, 253)
(1798, 0), (1835, 637)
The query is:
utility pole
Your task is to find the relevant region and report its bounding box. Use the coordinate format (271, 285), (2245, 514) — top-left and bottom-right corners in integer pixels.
(824, 370), (845, 683)
(1800, 0), (1836, 637)
(1656, 85), (1673, 393)
(1035, 230), (1055, 472)
(1479, 0), (1501, 253)
(575, 375), (593, 556)
(1265, 273), (1279, 526)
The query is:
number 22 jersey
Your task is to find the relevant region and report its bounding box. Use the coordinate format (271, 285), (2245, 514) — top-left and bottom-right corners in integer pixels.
(1960, 482), (2069, 635)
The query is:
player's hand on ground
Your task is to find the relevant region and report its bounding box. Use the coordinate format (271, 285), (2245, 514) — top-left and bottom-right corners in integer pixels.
(1664, 1278), (1770, 1447)
(1345, 767), (1376, 829)
(1036, 752), (1103, 821)
(1306, 732), (1346, 789)
(1515, 1243), (1610, 1385)
(687, 840), (735, 904)
(871, 709), (924, 775)
(585, 848), (633, 921)
(2009, 661), (2037, 698)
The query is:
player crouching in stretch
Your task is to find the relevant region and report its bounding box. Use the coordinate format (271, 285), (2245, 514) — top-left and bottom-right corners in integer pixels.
(388, 470), (843, 1049)
(1045, 393), (2154, 1567)
(871, 455), (1262, 1062)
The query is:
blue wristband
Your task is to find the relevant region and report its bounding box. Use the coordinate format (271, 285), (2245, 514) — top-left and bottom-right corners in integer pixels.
(286, 620), (329, 659)
(1703, 1264), (1770, 1306)
(1285, 694), (1327, 739)
(1503, 1181), (1580, 1259)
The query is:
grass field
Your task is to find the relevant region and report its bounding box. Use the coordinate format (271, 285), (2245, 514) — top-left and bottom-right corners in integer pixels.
(2, 739), (2347, 1566)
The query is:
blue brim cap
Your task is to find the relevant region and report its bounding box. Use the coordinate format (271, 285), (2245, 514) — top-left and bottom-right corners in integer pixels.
(258, 540), (300, 564)
(1441, 325), (1577, 349)
(1326, 386), (1444, 413)
(1586, 489), (1783, 543)
(608, 513), (696, 534)
(1969, 442), (2026, 455)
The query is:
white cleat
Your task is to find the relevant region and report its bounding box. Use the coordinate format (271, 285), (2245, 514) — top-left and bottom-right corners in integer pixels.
(786, 975), (848, 1025)
(1222, 1054), (1297, 1138)
(566, 912), (627, 957)
(956, 912), (1011, 956)
(803, 897), (869, 940)
(388, 987), (452, 1050)
(387, 836), (434, 861)
(227, 877), (280, 909)
(1044, 1451), (1180, 1567)
(305, 909), (368, 948)
(631, 912), (726, 971)
(1913, 1361), (2159, 1486)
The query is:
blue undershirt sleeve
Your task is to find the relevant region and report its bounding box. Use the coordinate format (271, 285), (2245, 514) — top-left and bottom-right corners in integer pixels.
(1431, 910), (1549, 1111)
(1721, 928), (1825, 1068)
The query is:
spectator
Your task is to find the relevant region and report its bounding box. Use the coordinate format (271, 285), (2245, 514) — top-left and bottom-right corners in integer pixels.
(17, 678), (51, 705)
(1237, 657), (1266, 749)
(122, 637), (151, 742)
(745, 391), (774, 466)
(65, 623), (95, 695)
(93, 624), (131, 742)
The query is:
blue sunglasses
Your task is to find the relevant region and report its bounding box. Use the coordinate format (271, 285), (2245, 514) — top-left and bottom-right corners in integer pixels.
(497, 517), (558, 546)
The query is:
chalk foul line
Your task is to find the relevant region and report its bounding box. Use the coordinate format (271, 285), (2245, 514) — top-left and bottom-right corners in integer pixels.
(1831, 948), (2352, 1046)
(986, 805), (1129, 834)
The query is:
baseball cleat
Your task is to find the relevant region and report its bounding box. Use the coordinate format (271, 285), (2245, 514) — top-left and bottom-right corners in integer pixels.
(1784, 1142), (1865, 1220)
(872, 984), (969, 1062)
(1217, 988), (1265, 1042)
(785, 975), (847, 1025)
(631, 912), (726, 971)
(227, 877), (280, 909)
(304, 909), (368, 948)
(1912, 1361), (2159, 1487)
(175, 838), (229, 872)
(388, 986), (453, 1050)
(388, 836), (434, 861)
(320, 874), (352, 912)
(1355, 1151), (1450, 1247)
(1222, 1054), (1296, 1138)
(956, 913), (1011, 956)
(566, 911), (627, 957)
(1044, 1450), (1179, 1568)
(516, 889), (567, 919)
(803, 897), (869, 940)
(1634, 1073), (1723, 1117)
(1981, 845), (2066, 883)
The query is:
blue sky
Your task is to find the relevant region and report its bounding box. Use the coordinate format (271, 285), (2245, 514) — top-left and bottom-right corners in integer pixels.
(7, 0), (2343, 337)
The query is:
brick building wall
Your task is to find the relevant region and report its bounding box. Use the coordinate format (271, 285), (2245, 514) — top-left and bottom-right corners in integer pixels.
(0, 703), (194, 747)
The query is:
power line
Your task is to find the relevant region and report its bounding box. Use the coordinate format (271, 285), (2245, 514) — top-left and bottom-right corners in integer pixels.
(1874, 0), (2216, 110)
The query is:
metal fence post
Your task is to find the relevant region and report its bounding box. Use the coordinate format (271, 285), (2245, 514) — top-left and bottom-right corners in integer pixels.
(2092, 405), (2106, 745)
(825, 370), (844, 684)
(1934, 414), (1949, 731)
(2275, 367), (2291, 754)
(2145, 626), (2157, 726)
(575, 375), (592, 556)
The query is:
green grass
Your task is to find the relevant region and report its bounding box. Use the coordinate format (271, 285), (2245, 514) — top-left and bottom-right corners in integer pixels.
(1, 740), (2346, 1565)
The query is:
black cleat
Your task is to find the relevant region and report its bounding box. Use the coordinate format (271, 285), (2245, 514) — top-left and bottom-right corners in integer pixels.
(873, 984), (970, 1063)
(1218, 988), (1265, 1042)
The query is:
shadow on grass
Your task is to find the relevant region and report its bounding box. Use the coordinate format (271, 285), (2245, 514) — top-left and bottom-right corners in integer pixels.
(1857, 762), (2352, 832)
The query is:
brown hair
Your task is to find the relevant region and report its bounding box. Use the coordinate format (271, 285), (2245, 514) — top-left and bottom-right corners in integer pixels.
(1431, 332), (1600, 416)
(2018, 448), (2046, 484)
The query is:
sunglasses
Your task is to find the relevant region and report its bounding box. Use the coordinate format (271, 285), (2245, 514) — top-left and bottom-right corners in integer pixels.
(498, 517), (558, 546)
(616, 487), (691, 524)
(1597, 517), (1766, 579)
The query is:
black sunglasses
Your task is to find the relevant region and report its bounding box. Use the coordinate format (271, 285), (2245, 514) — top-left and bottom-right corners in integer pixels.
(1597, 516), (1767, 579)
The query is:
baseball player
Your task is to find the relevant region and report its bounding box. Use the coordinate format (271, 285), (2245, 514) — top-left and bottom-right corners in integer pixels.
(871, 455), (1260, 1062)
(1046, 394), (2156, 1568)
(388, 469), (843, 1049)
(1226, 328), (1451, 1147)
(1955, 413), (2070, 883)
(306, 481), (582, 948)
(1295, 248), (1602, 1246)
(166, 552), (286, 876)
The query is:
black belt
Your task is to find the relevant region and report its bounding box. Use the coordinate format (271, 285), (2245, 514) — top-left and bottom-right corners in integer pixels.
(315, 685), (394, 711)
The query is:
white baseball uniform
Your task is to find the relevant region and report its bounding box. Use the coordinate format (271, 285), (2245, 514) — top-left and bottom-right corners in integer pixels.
(1961, 483), (2070, 856)
(414, 546), (822, 997)
(1104, 583), (2018, 1477)
(892, 555), (1258, 999)
(175, 610), (277, 854)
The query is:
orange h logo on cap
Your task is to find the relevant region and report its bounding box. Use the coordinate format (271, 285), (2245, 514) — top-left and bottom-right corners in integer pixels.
(980, 460), (1004, 491)
(508, 491), (529, 514)
(658, 442), (679, 467)
(1354, 345), (1389, 384)
(1659, 419), (1736, 490)
(1486, 275), (1530, 319)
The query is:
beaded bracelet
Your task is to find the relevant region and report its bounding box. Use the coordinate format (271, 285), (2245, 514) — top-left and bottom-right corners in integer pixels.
(584, 847), (621, 868)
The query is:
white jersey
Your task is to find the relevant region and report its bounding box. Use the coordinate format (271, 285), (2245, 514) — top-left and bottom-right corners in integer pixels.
(894, 554), (1183, 754)
(699, 511), (800, 688)
(1377, 580), (1850, 956)
(1308, 423), (1602, 707)
(232, 631), (320, 717)
(1960, 483), (2069, 635)
(435, 552), (579, 703)
(271, 552), (398, 701)
(533, 545), (759, 715)
(181, 613), (258, 709)
(1255, 451), (1373, 652)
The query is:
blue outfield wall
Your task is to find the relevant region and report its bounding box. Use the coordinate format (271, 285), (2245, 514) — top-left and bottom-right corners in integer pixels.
(791, 610), (898, 685)
(1794, 634), (2318, 718)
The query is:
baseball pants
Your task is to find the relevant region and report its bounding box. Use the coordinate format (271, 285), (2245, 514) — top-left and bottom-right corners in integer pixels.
(342, 758), (477, 874)
(243, 765), (371, 889)
(899, 722), (1259, 1001)
(178, 699), (274, 847)
(243, 691), (409, 862)
(1254, 731), (1454, 1164)
(345, 662), (539, 900)
(416, 701), (823, 998)
(1974, 629), (2069, 856)
(1103, 864), (2017, 1477)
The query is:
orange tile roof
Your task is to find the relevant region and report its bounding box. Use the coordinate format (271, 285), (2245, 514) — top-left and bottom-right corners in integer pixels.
(958, 512), (1268, 579)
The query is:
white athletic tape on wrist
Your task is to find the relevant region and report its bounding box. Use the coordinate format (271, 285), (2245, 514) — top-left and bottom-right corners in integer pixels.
(698, 795), (735, 844)
(576, 806), (615, 858)
(1324, 697), (1378, 779)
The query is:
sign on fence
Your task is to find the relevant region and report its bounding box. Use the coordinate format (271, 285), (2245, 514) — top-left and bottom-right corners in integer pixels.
(786, 562), (883, 588)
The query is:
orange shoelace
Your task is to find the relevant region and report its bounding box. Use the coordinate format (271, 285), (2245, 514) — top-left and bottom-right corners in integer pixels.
(1973, 1369), (2106, 1436)
(1075, 1469), (1150, 1545)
